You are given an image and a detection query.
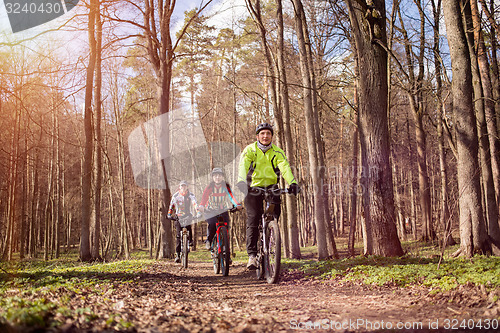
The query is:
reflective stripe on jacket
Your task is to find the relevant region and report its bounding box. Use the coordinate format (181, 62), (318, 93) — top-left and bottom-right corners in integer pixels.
(238, 142), (297, 188)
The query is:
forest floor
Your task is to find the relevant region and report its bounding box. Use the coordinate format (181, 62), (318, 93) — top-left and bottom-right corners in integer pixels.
(2, 254), (498, 333)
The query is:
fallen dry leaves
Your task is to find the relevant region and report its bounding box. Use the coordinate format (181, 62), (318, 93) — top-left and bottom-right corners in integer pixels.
(2, 259), (499, 332)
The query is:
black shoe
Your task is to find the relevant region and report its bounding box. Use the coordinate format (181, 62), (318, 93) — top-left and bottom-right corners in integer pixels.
(174, 253), (181, 263)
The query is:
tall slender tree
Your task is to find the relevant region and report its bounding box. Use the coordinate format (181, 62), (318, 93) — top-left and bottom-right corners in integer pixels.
(397, 0), (435, 241)
(345, 0), (403, 256)
(431, 0), (455, 246)
(142, 0), (213, 258)
(92, 0), (103, 261)
(81, 0), (99, 262)
(292, 0), (329, 259)
(276, 0), (301, 259)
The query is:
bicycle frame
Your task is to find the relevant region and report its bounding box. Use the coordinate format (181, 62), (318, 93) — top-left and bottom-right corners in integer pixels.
(173, 214), (193, 268)
(260, 189), (281, 254)
(206, 207), (237, 276)
(215, 218), (228, 255)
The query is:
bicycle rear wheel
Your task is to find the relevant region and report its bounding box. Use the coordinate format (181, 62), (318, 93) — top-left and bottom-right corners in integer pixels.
(212, 237), (220, 274)
(182, 232), (189, 268)
(265, 219), (281, 284)
(219, 227), (230, 276)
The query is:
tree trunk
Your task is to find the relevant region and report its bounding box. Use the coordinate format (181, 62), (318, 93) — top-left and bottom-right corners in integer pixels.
(482, 0), (500, 138)
(431, 0), (455, 246)
(346, 0), (403, 256)
(44, 123), (55, 261)
(470, 0), (500, 248)
(299, 2), (337, 258)
(292, 0), (328, 259)
(81, 0), (98, 262)
(92, 3), (103, 261)
(392, 161), (406, 241)
(348, 50), (360, 257)
(31, 128), (42, 258)
(141, 0), (204, 258)
(397, 2), (435, 242)
(348, 124), (359, 256)
(462, 0), (497, 254)
(54, 97), (62, 259)
(276, 0), (301, 259)
(412, 102), (435, 242)
(20, 134), (28, 260)
(245, 0), (282, 135)
(442, 0), (490, 257)
(111, 69), (130, 260)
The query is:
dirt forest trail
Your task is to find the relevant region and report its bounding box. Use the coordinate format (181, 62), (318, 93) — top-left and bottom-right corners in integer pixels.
(60, 259), (498, 333)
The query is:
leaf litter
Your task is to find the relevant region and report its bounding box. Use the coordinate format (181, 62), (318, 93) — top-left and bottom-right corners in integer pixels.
(1, 259), (499, 332)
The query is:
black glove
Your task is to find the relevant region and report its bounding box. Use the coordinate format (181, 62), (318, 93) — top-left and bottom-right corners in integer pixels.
(236, 181), (248, 195)
(288, 183), (300, 195)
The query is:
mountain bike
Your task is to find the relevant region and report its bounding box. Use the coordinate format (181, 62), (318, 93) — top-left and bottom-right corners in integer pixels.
(255, 187), (289, 284)
(172, 214), (194, 269)
(207, 207), (239, 276)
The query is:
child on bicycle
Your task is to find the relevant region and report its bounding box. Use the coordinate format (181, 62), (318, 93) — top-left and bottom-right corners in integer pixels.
(167, 180), (200, 263)
(198, 168), (242, 251)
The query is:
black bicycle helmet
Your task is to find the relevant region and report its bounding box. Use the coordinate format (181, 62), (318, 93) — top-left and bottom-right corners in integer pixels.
(256, 123), (274, 135)
(211, 167), (224, 176)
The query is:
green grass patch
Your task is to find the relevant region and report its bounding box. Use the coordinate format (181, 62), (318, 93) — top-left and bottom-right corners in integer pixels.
(282, 255), (500, 291)
(0, 255), (156, 330)
(1, 243), (498, 329)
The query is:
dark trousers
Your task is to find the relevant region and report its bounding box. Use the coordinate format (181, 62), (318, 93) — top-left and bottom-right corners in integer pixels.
(245, 187), (281, 256)
(175, 222), (192, 254)
(206, 211), (230, 244)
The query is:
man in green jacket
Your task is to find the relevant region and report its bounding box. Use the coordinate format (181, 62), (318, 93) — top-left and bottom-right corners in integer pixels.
(237, 123), (300, 269)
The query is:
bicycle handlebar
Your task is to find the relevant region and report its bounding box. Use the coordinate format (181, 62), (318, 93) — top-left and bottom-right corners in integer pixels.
(228, 206), (242, 213)
(170, 213), (199, 221)
(252, 187), (290, 195)
(204, 206), (242, 214)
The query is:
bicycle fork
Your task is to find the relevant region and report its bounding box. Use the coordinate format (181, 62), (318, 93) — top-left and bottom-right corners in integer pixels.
(260, 217), (269, 256)
(182, 228), (190, 252)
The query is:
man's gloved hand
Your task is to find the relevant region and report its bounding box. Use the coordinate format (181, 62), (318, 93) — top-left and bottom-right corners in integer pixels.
(287, 183), (300, 195)
(167, 214), (172, 220)
(236, 181), (248, 194)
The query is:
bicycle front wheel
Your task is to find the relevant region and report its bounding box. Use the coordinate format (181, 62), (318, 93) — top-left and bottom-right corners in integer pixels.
(219, 226), (230, 276)
(182, 232), (189, 268)
(255, 231), (265, 280)
(265, 219), (281, 284)
(212, 237), (220, 274)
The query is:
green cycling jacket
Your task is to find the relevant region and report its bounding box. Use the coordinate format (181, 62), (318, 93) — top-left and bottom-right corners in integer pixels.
(238, 142), (297, 188)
